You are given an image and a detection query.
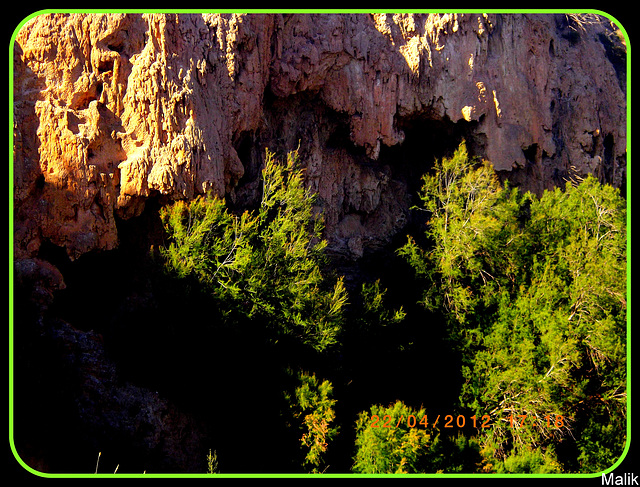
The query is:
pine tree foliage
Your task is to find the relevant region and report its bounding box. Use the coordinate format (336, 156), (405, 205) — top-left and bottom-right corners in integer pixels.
(157, 142), (625, 474)
(353, 401), (432, 474)
(159, 148), (347, 352)
(397, 142), (513, 325)
(492, 446), (562, 474)
(283, 370), (339, 473)
(357, 279), (407, 330)
(399, 142), (627, 473)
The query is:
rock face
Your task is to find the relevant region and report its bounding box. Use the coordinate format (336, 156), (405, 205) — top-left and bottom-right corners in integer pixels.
(13, 12), (627, 262)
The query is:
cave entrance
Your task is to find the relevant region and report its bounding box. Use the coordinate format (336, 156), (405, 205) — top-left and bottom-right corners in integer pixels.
(379, 114), (478, 200)
(349, 114), (479, 281)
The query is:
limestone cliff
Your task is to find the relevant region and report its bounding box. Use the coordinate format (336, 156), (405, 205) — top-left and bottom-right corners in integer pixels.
(13, 12), (627, 262)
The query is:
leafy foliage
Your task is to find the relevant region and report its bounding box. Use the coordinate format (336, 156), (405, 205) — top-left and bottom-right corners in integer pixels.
(159, 148), (347, 352)
(157, 142), (625, 475)
(355, 279), (407, 331)
(491, 446), (562, 474)
(353, 401), (432, 473)
(418, 431), (486, 473)
(353, 402), (490, 474)
(399, 142), (627, 473)
(283, 370), (339, 473)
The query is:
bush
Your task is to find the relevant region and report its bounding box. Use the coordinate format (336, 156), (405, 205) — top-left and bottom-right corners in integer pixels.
(353, 401), (432, 473)
(159, 148), (347, 353)
(283, 370), (339, 473)
(399, 142), (627, 473)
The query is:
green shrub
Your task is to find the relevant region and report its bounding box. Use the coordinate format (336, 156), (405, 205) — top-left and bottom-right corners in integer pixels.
(399, 142), (627, 473)
(353, 401), (432, 474)
(283, 370), (339, 473)
(159, 148), (347, 352)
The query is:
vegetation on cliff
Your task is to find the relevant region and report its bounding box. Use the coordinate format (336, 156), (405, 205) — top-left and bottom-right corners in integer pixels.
(11, 12), (628, 477)
(159, 148), (347, 354)
(156, 144), (627, 474)
(398, 143), (627, 473)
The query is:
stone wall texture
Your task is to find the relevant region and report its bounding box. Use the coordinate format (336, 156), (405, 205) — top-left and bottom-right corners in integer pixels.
(13, 13), (627, 262)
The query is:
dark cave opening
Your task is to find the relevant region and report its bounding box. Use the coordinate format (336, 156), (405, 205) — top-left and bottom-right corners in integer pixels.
(379, 114), (478, 195)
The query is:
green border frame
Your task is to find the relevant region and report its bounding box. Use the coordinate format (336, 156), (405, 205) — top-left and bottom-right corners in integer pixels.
(8, 8), (631, 479)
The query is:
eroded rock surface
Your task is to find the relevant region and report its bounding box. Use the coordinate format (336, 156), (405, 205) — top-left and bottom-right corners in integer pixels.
(13, 12), (626, 262)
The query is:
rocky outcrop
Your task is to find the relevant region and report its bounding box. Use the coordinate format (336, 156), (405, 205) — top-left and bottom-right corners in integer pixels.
(13, 12), (626, 262)
(14, 13), (275, 260)
(13, 253), (209, 473)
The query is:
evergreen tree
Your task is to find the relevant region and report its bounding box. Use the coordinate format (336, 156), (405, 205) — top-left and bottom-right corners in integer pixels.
(159, 148), (347, 352)
(353, 401), (432, 473)
(399, 142), (627, 473)
(283, 370), (339, 473)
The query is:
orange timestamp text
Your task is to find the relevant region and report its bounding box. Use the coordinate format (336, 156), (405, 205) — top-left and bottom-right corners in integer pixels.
(507, 413), (565, 428)
(369, 413), (493, 430)
(369, 413), (566, 430)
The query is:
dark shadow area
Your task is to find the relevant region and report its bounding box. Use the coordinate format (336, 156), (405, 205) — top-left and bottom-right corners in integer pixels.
(13, 60), (479, 472)
(320, 115), (474, 472)
(379, 114), (478, 198)
(12, 283), (89, 473)
(328, 253), (463, 473)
